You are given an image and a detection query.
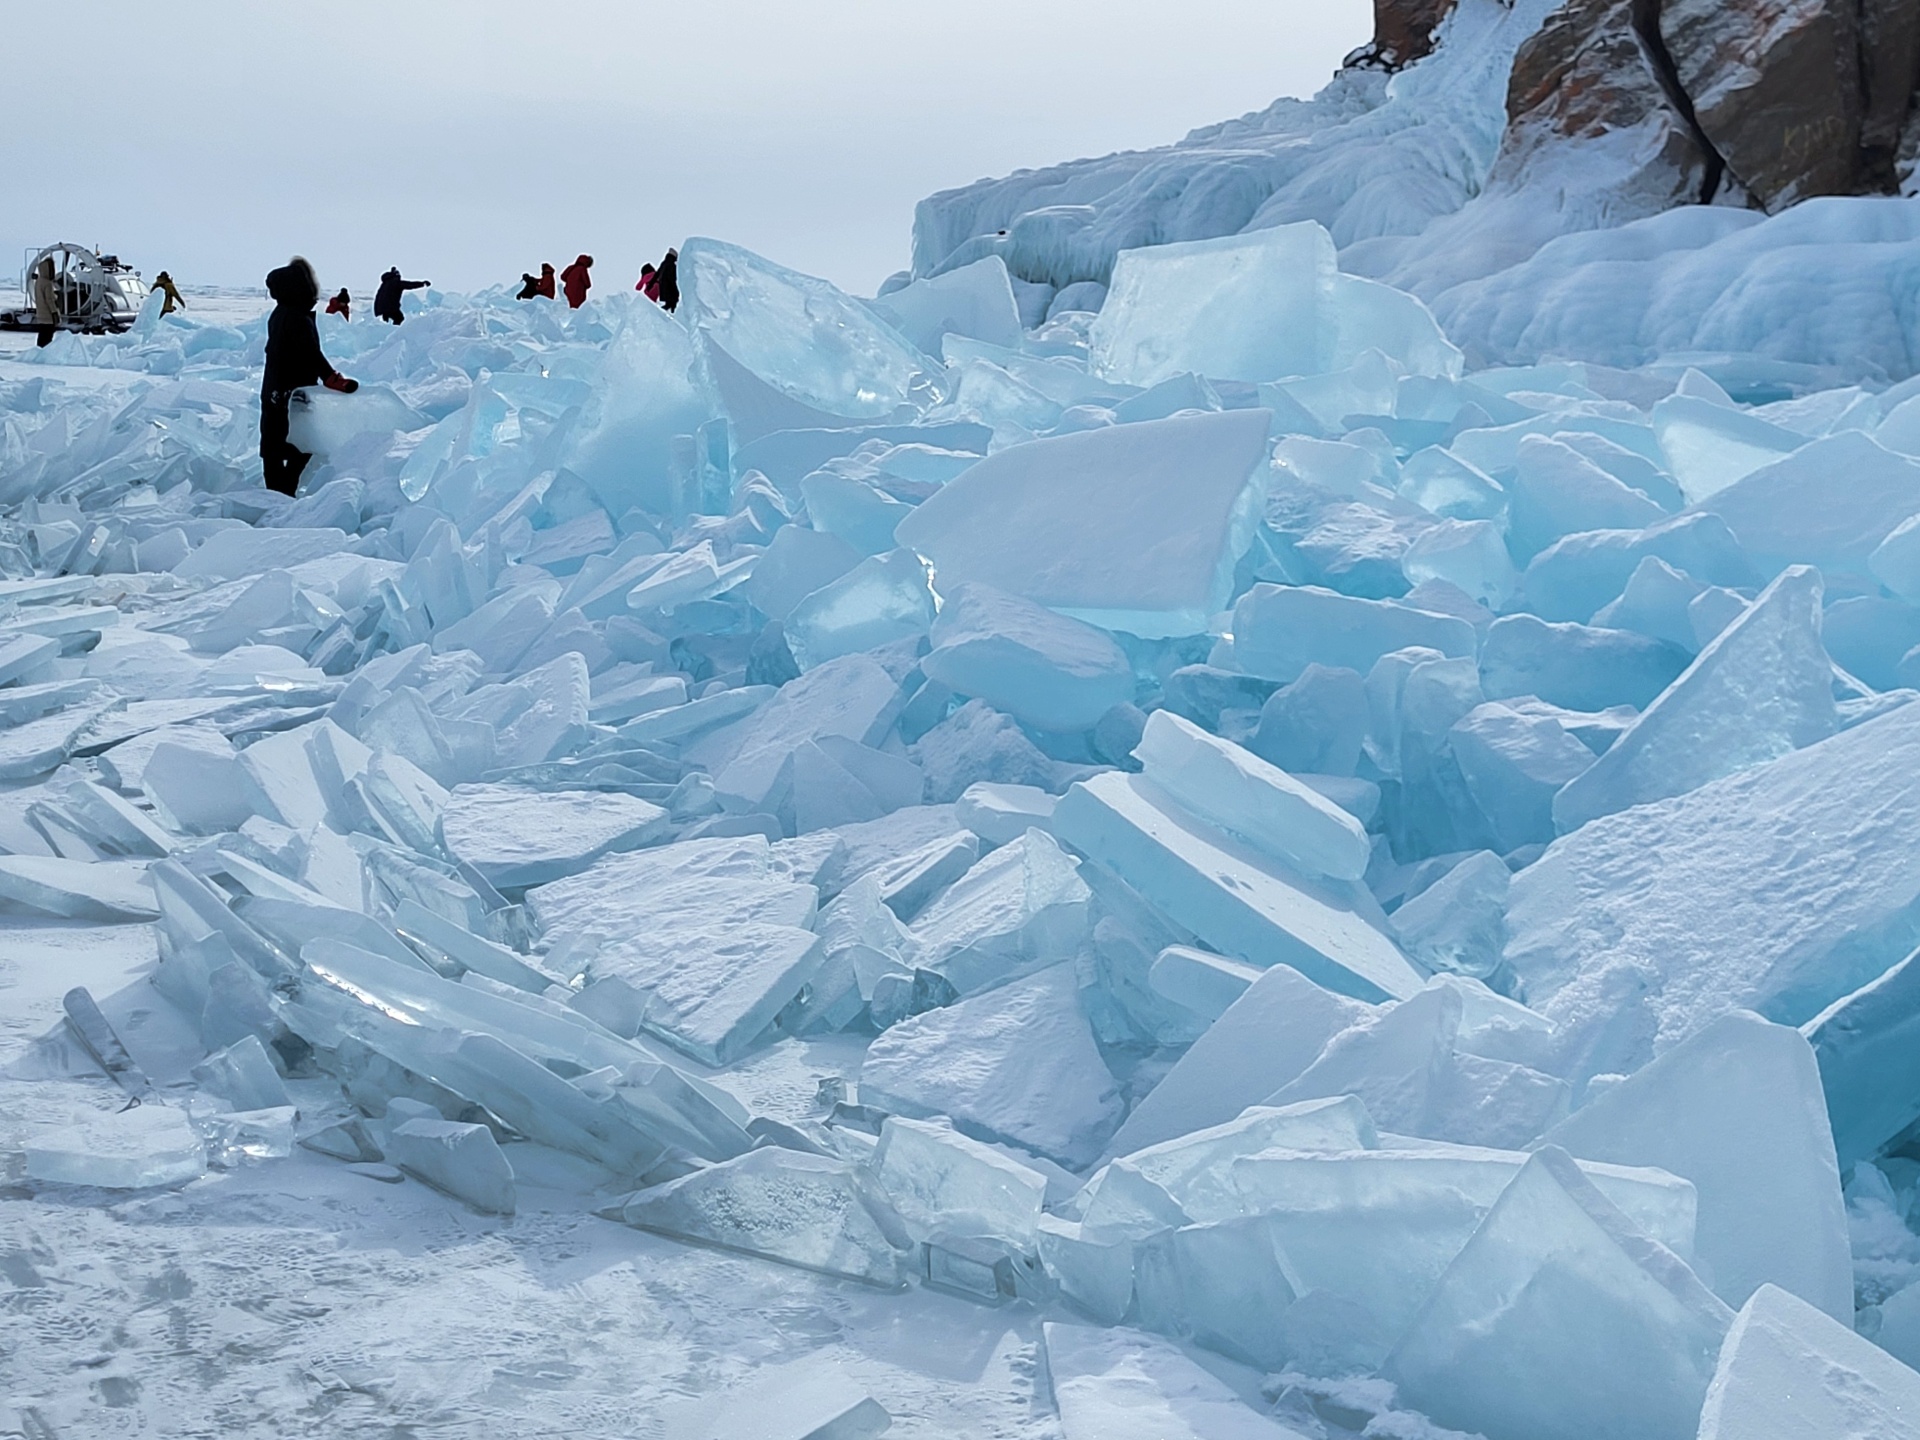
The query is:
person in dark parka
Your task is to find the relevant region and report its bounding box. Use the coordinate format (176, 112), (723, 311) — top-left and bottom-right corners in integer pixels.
(655, 247), (679, 313)
(561, 254), (593, 309)
(373, 266), (430, 323)
(515, 271), (541, 300)
(261, 257), (356, 497)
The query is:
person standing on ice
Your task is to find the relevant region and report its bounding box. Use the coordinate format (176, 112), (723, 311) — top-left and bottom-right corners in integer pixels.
(536, 262), (556, 299)
(325, 287), (351, 320)
(655, 247), (679, 312)
(29, 256), (58, 347)
(152, 271), (187, 315)
(515, 271), (542, 300)
(561, 254), (593, 308)
(374, 267), (430, 324)
(260, 257), (357, 498)
(637, 262), (659, 301)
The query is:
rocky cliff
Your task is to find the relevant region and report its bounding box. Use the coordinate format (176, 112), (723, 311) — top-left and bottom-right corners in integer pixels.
(1430, 0), (1920, 209)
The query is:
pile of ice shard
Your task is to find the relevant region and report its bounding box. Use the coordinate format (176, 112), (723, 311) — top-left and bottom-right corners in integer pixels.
(11, 209), (1920, 1438)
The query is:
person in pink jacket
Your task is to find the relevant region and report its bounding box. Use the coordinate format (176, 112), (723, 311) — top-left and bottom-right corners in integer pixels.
(637, 262), (660, 302)
(561, 254), (593, 309)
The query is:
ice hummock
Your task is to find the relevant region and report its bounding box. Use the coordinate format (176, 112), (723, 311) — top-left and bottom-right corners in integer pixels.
(14, 108), (1920, 1437)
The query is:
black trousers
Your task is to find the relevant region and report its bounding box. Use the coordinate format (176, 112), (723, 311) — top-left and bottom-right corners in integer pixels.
(259, 392), (311, 496)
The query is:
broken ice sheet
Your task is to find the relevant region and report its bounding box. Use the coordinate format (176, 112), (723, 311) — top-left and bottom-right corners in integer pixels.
(1044, 1322), (1310, 1440)
(611, 1146), (910, 1287)
(26, 1103), (206, 1189)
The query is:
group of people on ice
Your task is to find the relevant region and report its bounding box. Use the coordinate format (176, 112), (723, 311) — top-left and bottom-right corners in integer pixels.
(322, 267), (433, 325)
(515, 249), (679, 312)
(257, 243), (683, 495)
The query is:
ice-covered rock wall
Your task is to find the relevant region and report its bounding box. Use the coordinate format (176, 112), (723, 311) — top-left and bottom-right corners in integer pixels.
(915, 0), (1920, 377)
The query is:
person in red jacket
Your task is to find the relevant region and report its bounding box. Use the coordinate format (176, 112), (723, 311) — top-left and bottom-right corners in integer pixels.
(638, 262), (659, 301)
(536, 262), (556, 299)
(325, 287), (351, 320)
(561, 254), (593, 308)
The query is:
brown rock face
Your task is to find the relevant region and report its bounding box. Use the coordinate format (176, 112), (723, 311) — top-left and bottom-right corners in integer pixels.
(1499, 0), (1920, 213)
(1658, 0), (1861, 207)
(1499, 0), (1715, 203)
(1861, 0), (1920, 177)
(1364, 0), (1460, 69)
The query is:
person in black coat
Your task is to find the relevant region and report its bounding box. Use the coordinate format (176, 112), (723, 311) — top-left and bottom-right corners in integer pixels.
(373, 266), (431, 324)
(261, 257), (356, 497)
(655, 247), (679, 313)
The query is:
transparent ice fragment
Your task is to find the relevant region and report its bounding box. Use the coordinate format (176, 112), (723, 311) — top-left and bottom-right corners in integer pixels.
(660, 1356), (893, 1440)
(190, 1034), (291, 1112)
(1231, 584), (1476, 684)
(1705, 430), (1920, 577)
(200, 1105), (297, 1167)
(0, 825), (144, 903)
(386, 1114), (516, 1214)
(1398, 445), (1506, 522)
(1651, 394), (1803, 504)
(614, 1146), (909, 1286)
(1387, 1147), (1731, 1440)
(920, 582), (1134, 733)
(745, 524), (864, 622)
(1401, 519), (1517, 609)
(1699, 1283), (1920, 1439)
(1135, 1214), (1297, 1369)
(1107, 961), (1373, 1158)
(785, 549), (935, 672)
(895, 409), (1272, 639)
(909, 829), (1089, 994)
(1479, 613), (1689, 712)
(874, 254), (1023, 355)
(871, 1115), (1048, 1248)
(440, 784), (669, 888)
(26, 1103), (205, 1189)
(1803, 943), (1920, 1172)
(682, 236), (930, 423)
(1553, 566), (1836, 832)
(1146, 945), (1260, 1022)
(1387, 850), (1509, 980)
(1044, 1322), (1313, 1439)
(1248, 664), (1369, 778)
(1507, 434), (1665, 561)
(860, 964), (1123, 1170)
(1447, 701), (1593, 851)
(1134, 710), (1371, 882)
(1543, 1010), (1852, 1320)
(712, 655), (905, 814)
(1052, 770), (1419, 1005)
(1272, 981), (1569, 1151)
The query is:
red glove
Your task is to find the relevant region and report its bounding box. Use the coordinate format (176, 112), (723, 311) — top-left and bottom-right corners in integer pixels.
(323, 374), (359, 394)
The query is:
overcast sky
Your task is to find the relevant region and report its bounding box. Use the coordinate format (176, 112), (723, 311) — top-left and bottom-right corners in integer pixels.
(3, 0), (1372, 299)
